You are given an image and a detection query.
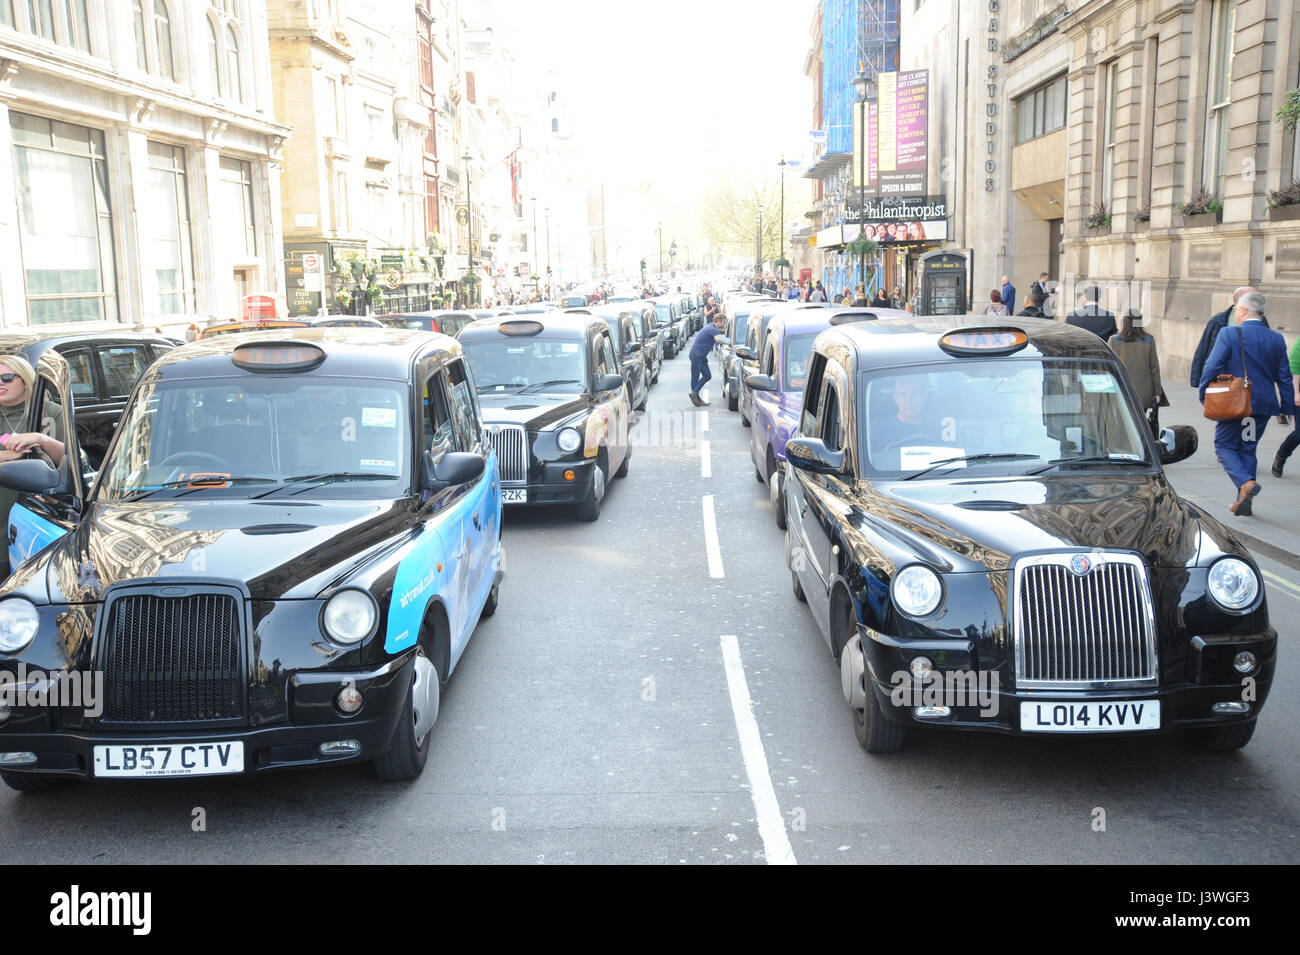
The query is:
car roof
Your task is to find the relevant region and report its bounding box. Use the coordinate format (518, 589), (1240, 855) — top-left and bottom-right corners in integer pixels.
(823, 314), (1117, 367)
(458, 312), (605, 342)
(144, 327), (459, 381)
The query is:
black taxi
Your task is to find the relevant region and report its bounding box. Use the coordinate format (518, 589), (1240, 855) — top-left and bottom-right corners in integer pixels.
(459, 313), (633, 521)
(0, 330), (503, 789)
(781, 316), (1273, 754)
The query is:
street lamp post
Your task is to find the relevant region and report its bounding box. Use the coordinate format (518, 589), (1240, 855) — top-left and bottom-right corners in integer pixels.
(530, 195), (539, 288)
(462, 150), (474, 305)
(657, 222), (663, 275)
(755, 201), (763, 285)
(544, 206), (551, 298)
(852, 66), (875, 301)
(670, 239), (677, 277)
(778, 155), (787, 280)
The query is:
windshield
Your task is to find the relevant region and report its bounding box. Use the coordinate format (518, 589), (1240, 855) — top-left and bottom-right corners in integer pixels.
(731, 309), (754, 343)
(99, 377), (409, 501)
(784, 334), (817, 390)
(654, 305), (672, 325)
(859, 359), (1150, 477)
(462, 337), (588, 393)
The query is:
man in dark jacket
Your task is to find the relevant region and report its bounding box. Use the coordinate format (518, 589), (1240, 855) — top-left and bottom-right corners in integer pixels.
(1000, 275), (1016, 313)
(1016, 291), (1047, 317)
(1189, 285), (1270, 386)
(1198, 291), (1296, 515)
(1065, 285), (1117, 340)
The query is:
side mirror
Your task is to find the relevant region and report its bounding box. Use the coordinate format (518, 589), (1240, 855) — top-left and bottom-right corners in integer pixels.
(427, 451), (485, 488)
(785, 436), (846, 475)
(624, 341), (642, 354)
(746, 373), (776, 392)
(595, 373), (624, 393)
(734, 346), (756, 361)
(1158, 425), (1198, 465)
(0, 458), (61, 494)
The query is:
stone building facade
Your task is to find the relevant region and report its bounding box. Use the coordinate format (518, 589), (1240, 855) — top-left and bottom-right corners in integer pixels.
(0, 0), (289, 331)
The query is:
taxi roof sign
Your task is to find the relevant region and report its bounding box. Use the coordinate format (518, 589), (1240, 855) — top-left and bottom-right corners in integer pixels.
(231, 342), (326, 372)
(498, 320), (544, 336)
(938, 328), (1029, 356)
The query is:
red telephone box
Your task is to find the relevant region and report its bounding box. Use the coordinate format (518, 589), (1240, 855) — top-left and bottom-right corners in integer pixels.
(242, 293), (286, 322)
(799, 268), (813, 286)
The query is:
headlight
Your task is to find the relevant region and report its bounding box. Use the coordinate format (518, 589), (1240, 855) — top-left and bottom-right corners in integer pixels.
(0, 598), (40, 653)
(321, 590), (378, 644)
(1207, 557), (1259, 612)
(556, 427), (582, 454)
(891, 565), (944, 617)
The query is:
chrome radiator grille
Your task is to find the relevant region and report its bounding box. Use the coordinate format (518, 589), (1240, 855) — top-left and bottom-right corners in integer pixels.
(484, 424), (528, 483)
(1012, 553), (1157, 689)
(101, 592), (244, 723)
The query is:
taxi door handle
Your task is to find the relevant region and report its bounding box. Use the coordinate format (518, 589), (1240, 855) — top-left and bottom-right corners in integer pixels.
(7, 524), (14, 545)
(472, 512), (481, 531)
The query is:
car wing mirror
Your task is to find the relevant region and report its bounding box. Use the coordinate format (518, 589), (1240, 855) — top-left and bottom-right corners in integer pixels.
(785, 436), (846, 475)
(1158, 425), (1198, 465)
(624, 341), (642, 354)
(745, 373), (776, 392)
(0, 458), (61, 495)
(595, 373), (624, 392)
(734, 346), (756, 360)
(426, 451), (485, 488)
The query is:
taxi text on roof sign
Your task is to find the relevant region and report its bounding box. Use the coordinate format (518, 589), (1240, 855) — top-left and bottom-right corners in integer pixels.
(938, 328), (1029, 356)
(231, 343), (327, 371)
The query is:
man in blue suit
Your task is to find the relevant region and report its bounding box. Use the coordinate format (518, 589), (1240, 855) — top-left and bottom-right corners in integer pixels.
(1198, 291), (1296, 516)
(1000, 275), (1016, 313)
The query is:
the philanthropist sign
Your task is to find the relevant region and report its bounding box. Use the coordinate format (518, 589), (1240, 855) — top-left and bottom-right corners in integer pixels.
(846, 195), (947, 243)
(877, 70), (928, 197)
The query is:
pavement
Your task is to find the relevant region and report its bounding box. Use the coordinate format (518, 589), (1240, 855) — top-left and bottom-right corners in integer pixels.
(1158, 381), (1300, 569)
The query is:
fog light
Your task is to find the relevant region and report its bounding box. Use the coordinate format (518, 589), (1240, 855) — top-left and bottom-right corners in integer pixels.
(563, 469), (576, 482)
(1212, 701), (1250, 715)
(318, 739), (361, 756)
(1233, 651), (1257, 674)
(336, 686), (363, 715)
(0, 751), (37, 766)
(914, 705), (951, 719)
(910, 656), (934, 683)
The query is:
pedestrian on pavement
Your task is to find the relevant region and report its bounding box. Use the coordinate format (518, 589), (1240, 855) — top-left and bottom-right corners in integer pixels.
(1108, 308), (1165, 428)
(786, 282), (800, 301)
(688, 313), (726, 406)
(1000, 275), (1016, 313)
(1016, 291), (1046, 317)
(1198, 291), (1296, 515)
(984, 290), (1009, 316)
(809, 282), (826, 303)
(841, 288), (854, 305)
(1065, 285), (1117, 340)
(1189, 285), (1271, 387)
(1032, 272), (1050, 299)
(1270, 334), (1300, 476)
(890, 286), (904, 309)
(872, 287), (890, 309)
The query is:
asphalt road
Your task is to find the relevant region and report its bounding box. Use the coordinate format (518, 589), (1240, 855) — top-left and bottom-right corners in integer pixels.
(2, 351), (1297, 864)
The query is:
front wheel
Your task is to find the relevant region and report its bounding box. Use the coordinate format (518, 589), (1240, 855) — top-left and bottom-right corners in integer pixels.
(852, 690), (907, 754)
(575, 457), (607, 521)
(615, 445), (630, 478)
(480, 583), (499, 618)
(1185, 720), (1256, 752)
(373, 646), (438, 781)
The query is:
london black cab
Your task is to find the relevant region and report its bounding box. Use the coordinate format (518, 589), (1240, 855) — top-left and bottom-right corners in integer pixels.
(563, 303), (650, 411)
(459, 313), (632, 521)
(781, 315), (1274, 754)
(0, 329), (503, 789)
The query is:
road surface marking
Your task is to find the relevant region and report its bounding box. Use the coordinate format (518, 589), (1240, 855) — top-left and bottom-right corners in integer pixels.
(719, 635), (796, 866)
(697, 409), (709, 433)
(702, 495), (724, 578)
(1263, 568), (1300, 601)
(700, 440), (712, 478)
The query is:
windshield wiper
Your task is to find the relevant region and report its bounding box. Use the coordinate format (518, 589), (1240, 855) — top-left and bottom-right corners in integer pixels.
(119, 476), (277, 501)
(253, 472), (397, 498)
(1026, 455), (1150, 475)
(901, 453), (1040, 481)
(516, 378), (582, 394)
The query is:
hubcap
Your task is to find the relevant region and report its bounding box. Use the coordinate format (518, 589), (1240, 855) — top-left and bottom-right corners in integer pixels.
(593, 463), (606, 503)
(411, 647), (440, 746)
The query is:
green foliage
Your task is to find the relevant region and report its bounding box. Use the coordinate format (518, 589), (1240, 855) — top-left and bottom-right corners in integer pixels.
(1276, 88), (1300, 132)
(699, 176), (783, 257)
(1085, 203), (1112, 229)
(846, 236), (879, 257)
(1178, 187), (1221, 217)
(1268, 180), (1300, 208)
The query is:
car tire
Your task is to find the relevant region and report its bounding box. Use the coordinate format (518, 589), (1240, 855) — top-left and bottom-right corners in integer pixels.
(852, 689), (906, 754)
(480, 583), (499, 618)
(1185, 719), (1257, 752)
(770, 456), (786, 531)
(575, 455), (607, 522)
(615, 445), (630, 479)
(373, 646), (437, 781)
(635, 384), (647, 411)
(727, 387), (738, 412)
(0, 771), (70, 793)
(741, 411), (751, 428)
(791, 567), (806, 602)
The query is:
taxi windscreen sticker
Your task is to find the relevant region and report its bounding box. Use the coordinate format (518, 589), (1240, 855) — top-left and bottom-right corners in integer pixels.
(560, 343), (580, 353)
(362, 407), (398, 428)
(360, 458), (398, 471)
(899, 446), (964, 470)
(1079, 373), (1119, 394)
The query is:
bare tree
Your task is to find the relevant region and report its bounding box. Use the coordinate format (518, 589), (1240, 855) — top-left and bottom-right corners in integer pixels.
(700, 177), (785, 263)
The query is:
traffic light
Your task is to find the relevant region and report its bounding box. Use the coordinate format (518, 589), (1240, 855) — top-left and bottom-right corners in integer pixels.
(640, 258), (647, 274)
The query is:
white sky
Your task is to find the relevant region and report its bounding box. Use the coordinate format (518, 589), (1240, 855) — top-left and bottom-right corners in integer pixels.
(488, 0), (816, 230)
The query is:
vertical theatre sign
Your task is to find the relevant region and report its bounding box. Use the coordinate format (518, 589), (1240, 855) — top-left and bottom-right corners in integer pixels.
(986, 1), (1002, 191)
(877, 70), (928, 197)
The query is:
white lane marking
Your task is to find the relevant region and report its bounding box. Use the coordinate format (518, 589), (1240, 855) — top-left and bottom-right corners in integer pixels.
(702, 495), (724, 578)
(719, 635), (796, 866)
(698, 409), (709, 433)
(700, 440), (712, 478)
(1263, 568), (1300, 601)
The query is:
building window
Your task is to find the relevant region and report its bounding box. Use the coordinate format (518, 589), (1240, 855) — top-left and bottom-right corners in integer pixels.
(10, 112), (118, 324)
(225, 25), (243, 102)
(1014, 74), (1066, 144)
(208, 18), (221, 93)
(424, 176), (439, 235)
(133, 0), (147, 68)
(153, 1), (174, 80)
(217, 157), (256, 257)
(143, 142), (195, 314)
(1202, 0), (1235, 195)
(0, 1), (13, 28)
(551, 118), (558, 134)
(26, 0), (53, 41)
(1101, 61), (1119, 204)
(64, 0), (88, 52)
(333, 171), (349, 232)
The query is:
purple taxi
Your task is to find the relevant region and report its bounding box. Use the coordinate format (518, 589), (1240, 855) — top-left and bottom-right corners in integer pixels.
(746, 307), (912, 528)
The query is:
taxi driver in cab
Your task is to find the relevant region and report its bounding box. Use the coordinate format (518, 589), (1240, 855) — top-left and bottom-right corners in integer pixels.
(874, 375), (941, 452)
